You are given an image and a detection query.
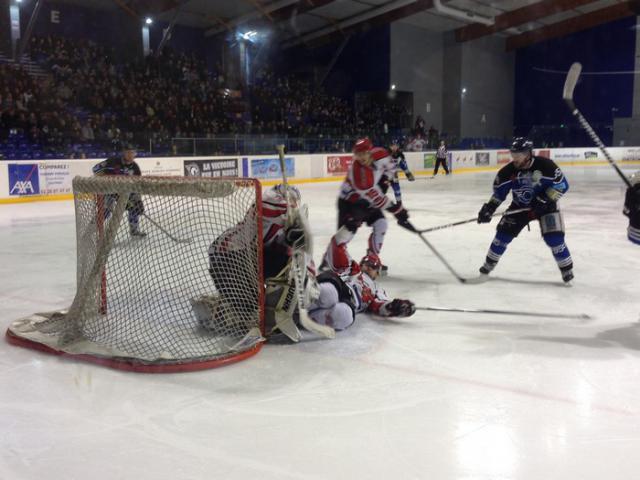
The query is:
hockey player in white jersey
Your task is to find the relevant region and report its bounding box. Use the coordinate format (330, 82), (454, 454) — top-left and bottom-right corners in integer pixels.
(322, 137), (412, 276)
(309, 253), (416, 331)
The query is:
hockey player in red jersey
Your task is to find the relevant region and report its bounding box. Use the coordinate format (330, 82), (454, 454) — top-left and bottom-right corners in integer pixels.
(309, 254), (416, 330)
(322, 137), (411, 275)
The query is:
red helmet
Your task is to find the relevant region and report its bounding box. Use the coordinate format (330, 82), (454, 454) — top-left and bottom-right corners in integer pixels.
(353, 137), (373, 154)
(360, 253), (381, 272)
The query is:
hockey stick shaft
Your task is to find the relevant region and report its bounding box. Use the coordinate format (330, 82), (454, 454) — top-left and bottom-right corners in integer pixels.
(414, 230), (468, 284)
(276, 145), (335, 339)
(142, 213), (192, 244)
(563, 62), (632, 188)
(417, 208), (530, 234)
(416, 306), (591, 320)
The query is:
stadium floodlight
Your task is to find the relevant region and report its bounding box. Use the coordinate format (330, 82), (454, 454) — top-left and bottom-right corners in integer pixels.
(145, 17), (153, 25)
(391, 84), (396, 90)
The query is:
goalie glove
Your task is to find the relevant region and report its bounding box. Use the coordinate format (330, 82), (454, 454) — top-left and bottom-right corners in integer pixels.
(284, 225), (305, 248)
(383, 299), (416, 318)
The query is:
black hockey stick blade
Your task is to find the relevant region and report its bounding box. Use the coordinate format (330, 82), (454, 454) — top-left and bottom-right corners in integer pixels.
(563, 62), (582, 109)
(416, 306), (592, 320)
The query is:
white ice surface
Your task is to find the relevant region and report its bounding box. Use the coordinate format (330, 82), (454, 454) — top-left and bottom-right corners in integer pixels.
(1, 166), (639, 480)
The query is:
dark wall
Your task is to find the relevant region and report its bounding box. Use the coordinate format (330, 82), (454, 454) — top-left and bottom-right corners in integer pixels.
(280, 26), (391, 99)
(24, 1), (141, 56)
(0, 0), (11, 56)
(514, 16), (636, 137)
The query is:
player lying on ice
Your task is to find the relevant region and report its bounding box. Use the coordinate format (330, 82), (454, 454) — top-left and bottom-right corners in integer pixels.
(308, 253), (416, 331)
(322, 137), (412, 276)
(624, 171), (640, 245)
(476, 137), (574, 284)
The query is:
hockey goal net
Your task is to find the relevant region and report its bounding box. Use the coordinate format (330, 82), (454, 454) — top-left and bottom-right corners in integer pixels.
(6, 175), (265, 372)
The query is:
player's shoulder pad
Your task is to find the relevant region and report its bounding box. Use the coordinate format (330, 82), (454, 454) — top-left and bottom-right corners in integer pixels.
(496, 161), (515, 180)
(532, 155), (561, 175)
(371, 147), (390, 162)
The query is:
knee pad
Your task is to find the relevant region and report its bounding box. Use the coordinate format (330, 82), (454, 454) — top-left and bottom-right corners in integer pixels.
(543, 232), (565, 248)
(315, 282), (339, 309)
(539, 211), (565, 235)
(330, 303), (355, 331)
(493, 231), (514, 247)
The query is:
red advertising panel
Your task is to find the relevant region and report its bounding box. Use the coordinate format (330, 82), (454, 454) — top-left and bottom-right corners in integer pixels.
(327, 155), (352, 176)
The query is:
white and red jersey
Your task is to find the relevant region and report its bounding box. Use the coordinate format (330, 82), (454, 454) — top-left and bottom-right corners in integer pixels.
(344, 271), (391, 315)
(261, 188), (289, 250)
(339, 147), (397, 210)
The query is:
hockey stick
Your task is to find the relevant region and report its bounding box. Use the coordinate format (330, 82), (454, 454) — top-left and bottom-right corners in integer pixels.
(400, 221), (469, 283)
(416, 208), (530, 234)
(276, 145), (336, 339)
(142, 213), (192, 244)
(416, 306), (591, 320)
(563, 62), (632, 188)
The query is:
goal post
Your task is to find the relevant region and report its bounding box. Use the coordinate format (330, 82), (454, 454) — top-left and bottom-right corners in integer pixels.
(6, 175), (265, 373)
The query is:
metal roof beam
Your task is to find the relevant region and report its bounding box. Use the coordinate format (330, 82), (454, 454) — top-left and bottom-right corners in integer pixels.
(506, 1), (640, 51)
(456, 0), (601, 43)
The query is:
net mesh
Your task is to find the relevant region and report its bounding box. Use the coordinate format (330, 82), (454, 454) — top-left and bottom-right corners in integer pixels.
(7, 176), (264, 370)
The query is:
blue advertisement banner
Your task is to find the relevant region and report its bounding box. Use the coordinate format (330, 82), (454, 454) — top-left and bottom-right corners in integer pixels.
(251, 157), (295, 179)
(8, 163), (40, 196)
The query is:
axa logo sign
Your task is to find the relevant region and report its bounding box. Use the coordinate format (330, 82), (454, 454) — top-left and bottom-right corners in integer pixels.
(8, 164), (40, 196)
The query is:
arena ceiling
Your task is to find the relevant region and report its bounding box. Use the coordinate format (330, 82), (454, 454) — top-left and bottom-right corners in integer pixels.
(54, 0), (640, 50)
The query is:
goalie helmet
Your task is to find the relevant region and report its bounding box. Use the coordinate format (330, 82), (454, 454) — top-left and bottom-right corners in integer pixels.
(270, 184), (301, 207)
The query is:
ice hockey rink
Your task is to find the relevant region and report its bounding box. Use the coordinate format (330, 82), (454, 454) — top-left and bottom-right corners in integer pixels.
(1, 165), (639, 480)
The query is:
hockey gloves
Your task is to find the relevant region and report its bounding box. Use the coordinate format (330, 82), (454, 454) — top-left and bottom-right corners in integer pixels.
(284, 225), (305, 248)
(386, 299), (416, 318)
(531, 195), (556, 218)
(406, 172), (415, 182)
(477, 201), (498, 223)
(388, 202), (413, 231)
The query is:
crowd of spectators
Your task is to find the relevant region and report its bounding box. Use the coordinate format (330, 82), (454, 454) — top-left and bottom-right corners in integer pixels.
(1, 34), (430, 158)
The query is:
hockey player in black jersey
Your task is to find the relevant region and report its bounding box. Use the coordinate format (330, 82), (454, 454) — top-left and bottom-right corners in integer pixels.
(92, 143), (146, 237)
(476, 138), (574, 283)
(624, 171), (640, 245)
(389, 139), (415, 203)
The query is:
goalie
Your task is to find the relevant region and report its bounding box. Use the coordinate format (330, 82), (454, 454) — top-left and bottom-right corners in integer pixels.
(202, 184), (319, 340)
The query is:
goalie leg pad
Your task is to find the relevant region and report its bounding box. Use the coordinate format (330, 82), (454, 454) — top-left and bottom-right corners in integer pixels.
(539, 211), (565, 235)
(265, 274), (302, 341)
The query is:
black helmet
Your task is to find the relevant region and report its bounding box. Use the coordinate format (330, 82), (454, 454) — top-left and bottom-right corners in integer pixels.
(390, 138), (400, 146)
(510, 137), (533, 153)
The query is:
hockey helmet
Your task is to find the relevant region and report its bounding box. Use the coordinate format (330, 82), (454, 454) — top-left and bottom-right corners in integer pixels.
(272, 183), (301, 206)
(510, 137), (533, 153)
(360, 253), (382, 273)
(353, 137), (373, 154)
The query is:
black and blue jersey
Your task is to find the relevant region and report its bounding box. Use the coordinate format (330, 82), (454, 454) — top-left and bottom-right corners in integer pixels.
(491, 156), (569, 208)
(93, 155), (141, 177)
